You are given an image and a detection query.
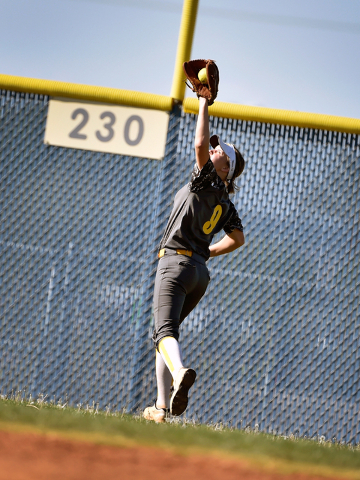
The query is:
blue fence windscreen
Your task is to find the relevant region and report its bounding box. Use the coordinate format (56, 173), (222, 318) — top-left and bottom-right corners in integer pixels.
(1, 90), (359, 442)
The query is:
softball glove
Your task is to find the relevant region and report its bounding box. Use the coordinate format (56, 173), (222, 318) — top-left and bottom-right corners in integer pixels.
(183, 59), (219, 106)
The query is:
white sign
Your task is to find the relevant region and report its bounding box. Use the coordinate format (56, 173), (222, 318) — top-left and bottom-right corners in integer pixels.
(44, 98), (169, 160)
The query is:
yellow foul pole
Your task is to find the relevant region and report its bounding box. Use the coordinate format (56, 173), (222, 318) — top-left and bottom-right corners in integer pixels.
(170, 0), (199, 103)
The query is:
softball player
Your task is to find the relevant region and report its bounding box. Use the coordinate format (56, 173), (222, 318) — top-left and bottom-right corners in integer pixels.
(144, 96), (245, 423)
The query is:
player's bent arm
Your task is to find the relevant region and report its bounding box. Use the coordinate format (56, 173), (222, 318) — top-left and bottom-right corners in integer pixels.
(194, 97), (210, 170)
(209, 229), (245, 257)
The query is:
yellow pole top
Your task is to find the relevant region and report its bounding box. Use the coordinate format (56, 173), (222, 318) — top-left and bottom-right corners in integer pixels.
(170, 0), (199, 103)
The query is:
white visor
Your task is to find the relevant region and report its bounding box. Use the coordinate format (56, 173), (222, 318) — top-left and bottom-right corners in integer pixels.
(210, 135), (236, 181)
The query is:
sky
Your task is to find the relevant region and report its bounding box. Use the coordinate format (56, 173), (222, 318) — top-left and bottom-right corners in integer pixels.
(1, 0), (360, 118)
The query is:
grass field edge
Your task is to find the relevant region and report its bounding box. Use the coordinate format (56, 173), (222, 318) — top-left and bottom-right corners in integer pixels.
(0, 420), (359, 480)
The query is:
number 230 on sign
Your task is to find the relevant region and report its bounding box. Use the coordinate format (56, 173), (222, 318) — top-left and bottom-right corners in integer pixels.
(44, 98), (169, 160)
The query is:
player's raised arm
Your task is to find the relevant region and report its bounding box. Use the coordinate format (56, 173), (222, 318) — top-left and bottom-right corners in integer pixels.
(183, 59), (219, 171)
(194, 97), (210, 170)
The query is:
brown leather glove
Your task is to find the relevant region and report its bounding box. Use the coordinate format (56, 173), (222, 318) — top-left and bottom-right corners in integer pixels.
(183, 59), (219, 106)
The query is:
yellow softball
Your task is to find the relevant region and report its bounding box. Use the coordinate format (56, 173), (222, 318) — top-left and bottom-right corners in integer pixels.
(198, 68), (208, 84)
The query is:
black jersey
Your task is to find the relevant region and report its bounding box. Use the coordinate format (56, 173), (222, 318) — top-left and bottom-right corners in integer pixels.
(159, 159), (243, 260)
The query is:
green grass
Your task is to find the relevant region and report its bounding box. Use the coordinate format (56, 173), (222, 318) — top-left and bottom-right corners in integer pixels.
(0, 396), (360, 475)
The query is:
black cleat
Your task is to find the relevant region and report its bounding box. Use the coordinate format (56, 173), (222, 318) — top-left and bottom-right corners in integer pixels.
(170, 368), (197, 416)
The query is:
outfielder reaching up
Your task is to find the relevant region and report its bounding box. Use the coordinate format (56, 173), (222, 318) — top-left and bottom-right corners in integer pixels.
(144, 61), (245, 423)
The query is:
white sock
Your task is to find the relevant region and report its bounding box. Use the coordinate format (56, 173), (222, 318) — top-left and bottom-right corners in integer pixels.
(158, 336), (184, 380)
(155, 350), (173, 409)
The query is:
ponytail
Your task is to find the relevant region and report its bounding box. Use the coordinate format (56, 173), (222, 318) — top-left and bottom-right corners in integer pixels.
(226, 147), (245, 194)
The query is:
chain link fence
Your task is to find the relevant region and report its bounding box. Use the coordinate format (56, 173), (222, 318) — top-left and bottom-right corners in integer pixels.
(1, 90), (359, 442)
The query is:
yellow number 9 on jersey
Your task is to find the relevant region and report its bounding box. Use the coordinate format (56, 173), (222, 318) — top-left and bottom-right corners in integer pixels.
(203, 205), (222, 235)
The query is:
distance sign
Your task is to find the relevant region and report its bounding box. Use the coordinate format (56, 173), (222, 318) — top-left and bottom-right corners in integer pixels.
(44, 98), (169, 160)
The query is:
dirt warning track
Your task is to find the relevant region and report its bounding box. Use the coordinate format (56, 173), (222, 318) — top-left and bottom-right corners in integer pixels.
(0, 429), (352, 480)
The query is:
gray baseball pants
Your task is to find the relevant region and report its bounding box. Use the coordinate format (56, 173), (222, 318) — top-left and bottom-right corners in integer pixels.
(152, 251), (210, 349)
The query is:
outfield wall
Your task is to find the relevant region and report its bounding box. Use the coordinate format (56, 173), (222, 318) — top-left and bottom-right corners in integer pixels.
(1, 88), (359, 442)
